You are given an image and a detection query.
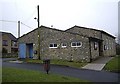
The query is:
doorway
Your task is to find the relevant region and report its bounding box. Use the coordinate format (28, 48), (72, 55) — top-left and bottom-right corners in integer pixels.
(26, 43), (33, 58)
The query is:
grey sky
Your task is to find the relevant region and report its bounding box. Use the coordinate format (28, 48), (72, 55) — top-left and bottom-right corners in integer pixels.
(0, 0), (119, 38)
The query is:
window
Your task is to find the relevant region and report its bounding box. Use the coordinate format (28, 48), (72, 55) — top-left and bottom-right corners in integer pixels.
(12, 41), (17, 47)
(49, 43), (58, 48)
(94, 42), (98, 50)
(2, 48), (8, 53)
(3, 40), (8, 46)
(77, 42), (81, 46)
(104, 45), (107, 50)
(72, 42), (76, 46)
(71, 42), (82, 47)
(61, 43), (67, 48)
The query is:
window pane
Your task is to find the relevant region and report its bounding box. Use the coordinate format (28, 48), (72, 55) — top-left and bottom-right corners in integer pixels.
(72, 42), (76, 46)
(94, 42), (98, 50)
(104, 45), (107, 50)
(12, 41), (17, 47)
(14, 42), (17, 46)
(54, 44), (57, 47)
(62, 43), (67, 48)
(77, 42), (81, 46)
(3, 40), (8, 46)
(49, 43), (58, 48)
(50, 44), (53, 47)
(62, 43), (66, 46)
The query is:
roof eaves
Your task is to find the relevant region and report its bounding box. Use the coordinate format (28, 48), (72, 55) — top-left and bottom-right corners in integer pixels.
(0, 31), (17, 40)
(66, 25), (116, 39)
(18, 25), (88, 40)
(100, 30), (116, 39)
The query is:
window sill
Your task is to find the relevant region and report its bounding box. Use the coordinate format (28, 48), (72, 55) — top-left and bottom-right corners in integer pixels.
(49, 47), (58, 49)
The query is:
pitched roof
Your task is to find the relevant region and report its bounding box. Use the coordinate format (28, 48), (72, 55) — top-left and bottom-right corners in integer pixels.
(0, 31), (17, 41)
(18, 25), (115, 40)
(66, 25), (116, 39)
(18, 25), (88, 39)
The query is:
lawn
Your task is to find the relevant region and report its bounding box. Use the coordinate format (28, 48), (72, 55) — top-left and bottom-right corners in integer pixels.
(0, 68), (2, 83)
(103, 55), (120, 73)
(2, 67), (90, 82)
(21, 59), (87, 69)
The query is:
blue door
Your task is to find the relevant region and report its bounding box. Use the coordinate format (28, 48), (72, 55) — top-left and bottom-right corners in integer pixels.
(19, 43), (26, 58)
(29, 44), (33, 58)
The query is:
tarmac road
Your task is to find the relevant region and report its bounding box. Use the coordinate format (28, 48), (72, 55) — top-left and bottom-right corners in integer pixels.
(2, 58), (119, 83)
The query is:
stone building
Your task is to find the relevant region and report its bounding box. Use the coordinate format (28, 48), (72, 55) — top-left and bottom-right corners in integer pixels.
(66, 26), (116, 60)
(18, 25), (116, 62)
(0, 32), (18, 54)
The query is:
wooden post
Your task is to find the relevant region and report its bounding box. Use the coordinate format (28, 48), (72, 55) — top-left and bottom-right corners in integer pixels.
(18, 21), (20, 38)
(37, 5), (40, 60)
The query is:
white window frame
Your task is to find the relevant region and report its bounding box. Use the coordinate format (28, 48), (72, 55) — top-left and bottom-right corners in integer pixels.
(94, 42), (98, 50)
(61, 43), (67, 48)
(71, 42), (82, 47)
(49, 43), (58, 48)
(104, 44), (108, 50)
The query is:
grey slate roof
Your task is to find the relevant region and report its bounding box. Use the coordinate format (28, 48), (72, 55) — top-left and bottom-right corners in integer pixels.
(66, 25), (116, 39)
(0, 31), (17, 41)
(18, 25), (88, 39)
(18, 25), (115, 39)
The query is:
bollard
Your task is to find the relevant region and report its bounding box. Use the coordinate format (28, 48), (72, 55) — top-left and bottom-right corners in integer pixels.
(43, 59), (50, 74)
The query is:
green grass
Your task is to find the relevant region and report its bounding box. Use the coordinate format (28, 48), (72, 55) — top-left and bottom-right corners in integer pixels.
(51, 60), (87, 68)
(103, 56), (120, 73)
(0, 68), (2, 83)
(2, 67), (90, 82)
(22, 59), (87, 69)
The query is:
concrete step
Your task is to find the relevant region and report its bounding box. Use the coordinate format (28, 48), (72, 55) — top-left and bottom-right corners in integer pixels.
(82, 57), (114, 71)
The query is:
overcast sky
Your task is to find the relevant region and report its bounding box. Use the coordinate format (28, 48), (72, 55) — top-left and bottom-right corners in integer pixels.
(0, 0), (119, 38)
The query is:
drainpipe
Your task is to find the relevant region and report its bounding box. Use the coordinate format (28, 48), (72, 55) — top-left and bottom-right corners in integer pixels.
(89, 38), (92, 62)
(100, 32), (103, 56)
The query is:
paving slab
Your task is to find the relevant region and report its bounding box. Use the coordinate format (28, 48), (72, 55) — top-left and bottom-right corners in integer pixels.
(82, 64), (105, 71)
(9, 60), (23, 63)
(82, 57), (114, 71)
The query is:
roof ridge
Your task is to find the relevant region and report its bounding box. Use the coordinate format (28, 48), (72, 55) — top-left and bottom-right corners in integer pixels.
(0, 31), (11, 34)
(18, 25), (88, 39)
(66, 25), (115, 38)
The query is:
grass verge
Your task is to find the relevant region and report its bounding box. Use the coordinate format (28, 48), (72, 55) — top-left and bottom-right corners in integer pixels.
(2, 67), (90, 82)
(0, 68), (2, 83)
(103, 55), (120, 73)
(20, 59), (87, 69)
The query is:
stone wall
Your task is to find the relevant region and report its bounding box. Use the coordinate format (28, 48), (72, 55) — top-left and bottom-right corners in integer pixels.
(66, 26), (101, 39)
(102, 33), (116, 56)
(39, 27), (90, 62)
(18, 29), (39, 59)
(18, 26), (91, 62)
(66, 26), (116, 57)
(90, 41), (100, 60)
(66, 26), (102, 60)
(18, 29), (38, 44)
